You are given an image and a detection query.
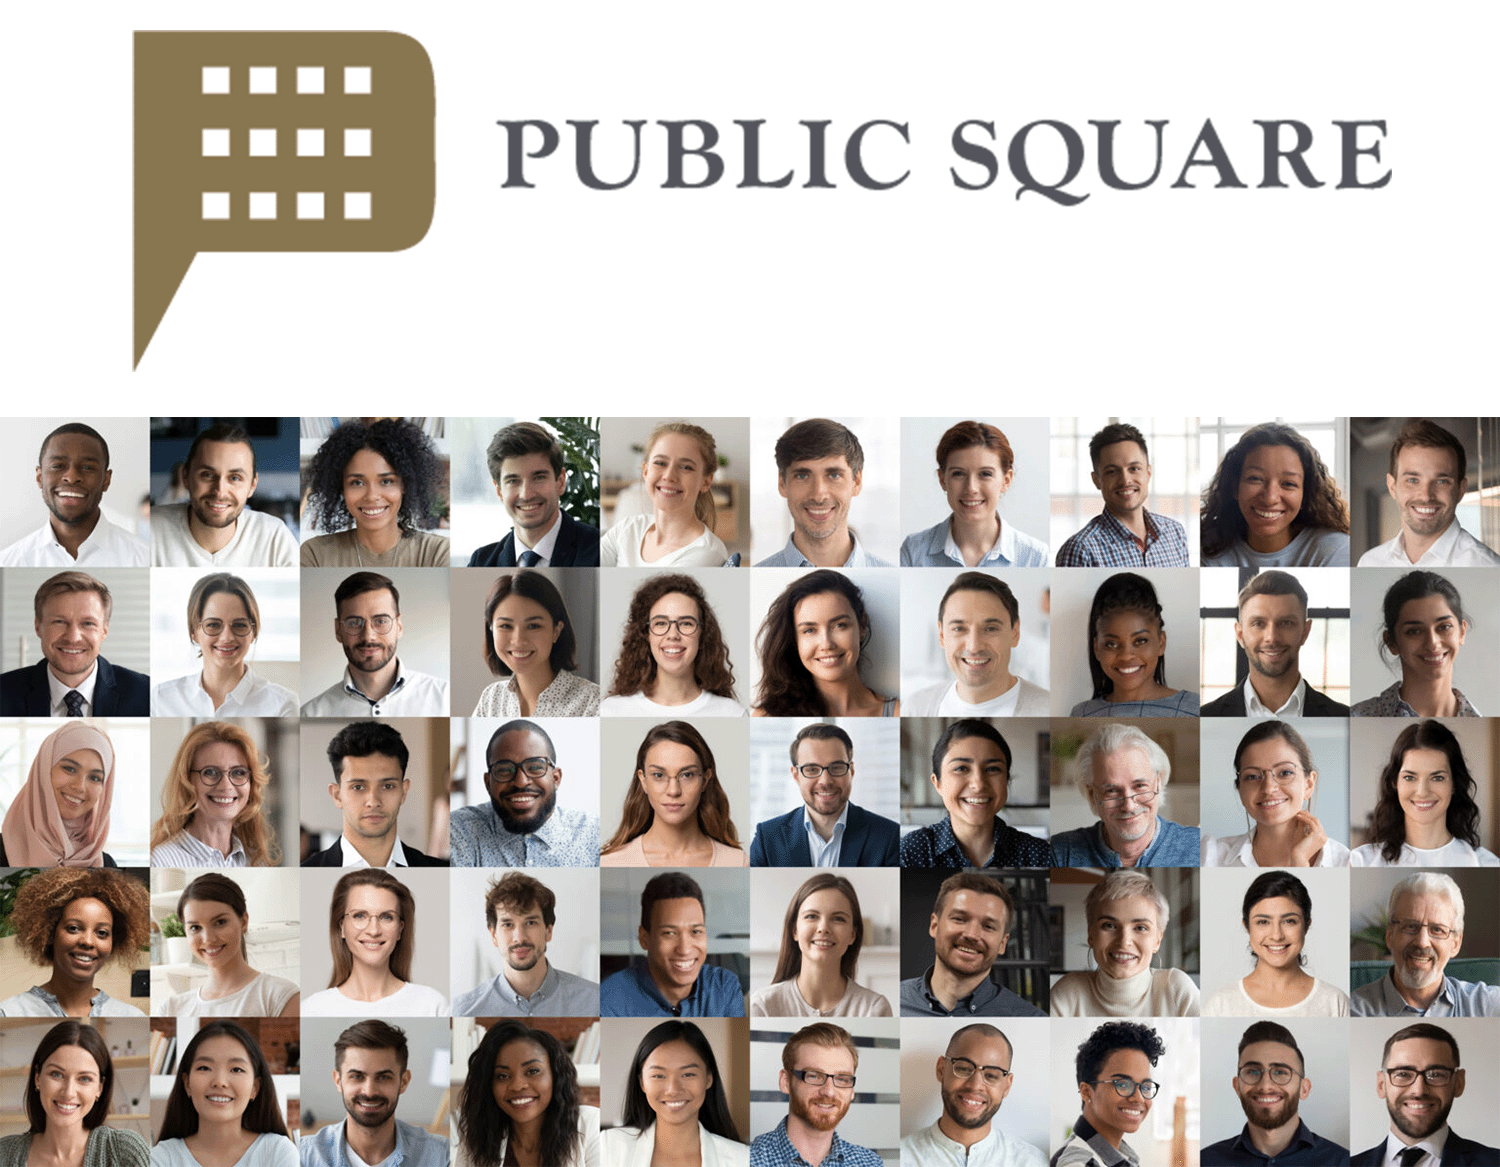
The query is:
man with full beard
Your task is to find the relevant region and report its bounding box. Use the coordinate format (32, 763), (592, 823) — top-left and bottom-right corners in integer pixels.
(750, 1023), (880, 1167)
(902, 1024), (1046, 1166)
(1201, 1022), (1348, 1165)
(300, 1021), (448, 1167)
(449, 719), (600, 866)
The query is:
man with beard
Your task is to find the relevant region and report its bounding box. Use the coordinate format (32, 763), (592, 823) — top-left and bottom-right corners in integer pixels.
(1352, 1023), (1498, 1166)
(301, 572), (449, 716)
(750, 1023), (881, 1167)
(902, 1024), (1046, 1166)
(1359, 420), (1500, 567)
(300, 1020), (448, 1167)
(304, 721), (446, 866)
(151, 422), (299, 566)
(451, 872), (598, 1016)
(449, 719), (600, 866)
(0, 422), (148, 567)
(1201, 1022), (1348, 1165)
(900, 873), (1045, 1017)
(1351, 874), (1499, 1017)
(1201, 571), (1349, 717)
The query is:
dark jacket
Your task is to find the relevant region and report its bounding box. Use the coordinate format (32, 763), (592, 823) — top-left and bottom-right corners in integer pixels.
(748, 803), (900, 867)
(0, 657), (151, 717)
(301, 838), (449, 867)
(1201, 680), (1350, 717)
(467, 512), (601, 567)
(1351, 1131), (1498, 1166)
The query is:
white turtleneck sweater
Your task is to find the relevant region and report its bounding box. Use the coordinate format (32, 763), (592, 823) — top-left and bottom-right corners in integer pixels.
(1049, 967), (1200, 1017)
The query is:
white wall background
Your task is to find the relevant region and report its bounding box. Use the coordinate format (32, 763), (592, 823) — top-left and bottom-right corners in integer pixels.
(0, 419), (152, 549)
(900, 1016), (1051, 1152)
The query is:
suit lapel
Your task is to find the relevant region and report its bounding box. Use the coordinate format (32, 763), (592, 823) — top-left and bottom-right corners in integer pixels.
(92, 657), (116, 716)
(553, 513), (577, 566)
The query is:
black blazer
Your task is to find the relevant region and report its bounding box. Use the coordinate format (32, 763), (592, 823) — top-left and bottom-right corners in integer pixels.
(748, 803), (901, 867)
(302, 838), (449, 867)
(0, 657), (151, 717)
(1201, 680), (1350, 717)
(467, 511), (601, 567)
(1352, 1131), (1499, 1166)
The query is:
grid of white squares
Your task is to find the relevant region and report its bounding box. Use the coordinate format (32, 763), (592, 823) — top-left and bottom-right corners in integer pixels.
(199, 63), (372, 95)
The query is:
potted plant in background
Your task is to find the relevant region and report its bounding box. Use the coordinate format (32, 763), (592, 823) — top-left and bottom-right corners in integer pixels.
(160, 913), (192, 965)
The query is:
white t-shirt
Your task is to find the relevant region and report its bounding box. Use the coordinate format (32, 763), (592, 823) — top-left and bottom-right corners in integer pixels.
(749, 978), (893, 1017)
(1201, 976), (1350, 1017)
(1201, 829), (1352, 867)
(162, 972), (299, 1019)
(1350, 838), (1500, 867)
(905, 677), (1050, 717)
(299, 981), (449, 1016)
(599, 689), (747, 717)
(150, 503), (298, 567)
(600, 514), (730, 567)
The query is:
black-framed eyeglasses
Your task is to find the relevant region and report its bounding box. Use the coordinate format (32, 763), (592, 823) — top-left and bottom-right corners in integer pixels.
(1095, 785), (1159, 811)
(1383, 1067), (1457, 1087)
(1085, 1077), (1159, 1099)
(944, 1057), (1011, 1087)
(1237, 1065), (1302, 1086)
(648, 616), (699, 636)
(191, 766), (251, 787)
(1390, 919), (1456, 941)
(199, 619), (255, 638)
(339, 614), (396, 634)
(487, 757), (556, 782)
(797, 762), (851, 779)
(790, 1068), (856, 1090)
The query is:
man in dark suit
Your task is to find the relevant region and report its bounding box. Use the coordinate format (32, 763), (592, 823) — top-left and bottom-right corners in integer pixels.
(303, 721), (447, 866)
(467, 421), (600, 567)
(1351, 1023), (1498, 1166)
(0, 571), (149, 716)
(749, 724), (899, 866)
(1201, 570), (1349, 717)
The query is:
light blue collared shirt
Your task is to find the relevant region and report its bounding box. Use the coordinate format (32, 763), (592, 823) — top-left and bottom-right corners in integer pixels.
(448, 800), (600, 867)
(899, 517), (1049, 567)
(299, 1118), (448, 1167)
(755, 529), (891, 567)
(1350, 970), (1500, 1017)
(802, 804), (849, 867)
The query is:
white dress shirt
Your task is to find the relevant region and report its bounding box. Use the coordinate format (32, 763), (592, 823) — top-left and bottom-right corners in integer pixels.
(1379, 1127), (1448, 1167)
(513, 513), (563, 565)
(300, 664), (448, 717)
(152, 668), (298, 716)
(47, 665), (98, 716)
(0, 516), (148, 567)
(1243, 676), (1307, 717)
(1358, 521), (1500, 566)
(803, 803), (850, 866)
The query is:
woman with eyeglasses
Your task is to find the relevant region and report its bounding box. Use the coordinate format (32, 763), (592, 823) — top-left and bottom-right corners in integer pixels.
(1, 724), (120, 868)
(160, 874), (299, 1018)
(299, 869), (448, 1016)
(152, 573), (298, 716)
(750, 874), (891, 1017)
(1055, 1021), (1165, 1167)
(1201, 721), (1349, 868)
(601, 573), (746, 716)
(1201, 871), (1349, 1017)
(600, 1020), (747, 1167)
(149, 722), (280, 867)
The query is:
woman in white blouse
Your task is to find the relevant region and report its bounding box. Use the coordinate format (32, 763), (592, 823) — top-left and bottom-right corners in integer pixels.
(750, 873), (892, 1017)
(160, 873), (299, 1018)
(600, 423), (730, 567)
(152, 573), (297, 717)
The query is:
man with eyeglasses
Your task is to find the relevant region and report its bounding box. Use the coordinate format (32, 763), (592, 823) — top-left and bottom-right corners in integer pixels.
(1351, 874), (1500, 1017)
(303, 721), (447, 867)
(903, 1023), (1045, 1166)
(301, 571), (449, 716)
(449, 719), (600, 866)
(749, 723), (900, 866)
(750, 1022), (880, 1167)
(1053, 1020), (1165, 1167)
(1201, 1021), (1348, 1165)
(1351, 1022), (1497, 1166)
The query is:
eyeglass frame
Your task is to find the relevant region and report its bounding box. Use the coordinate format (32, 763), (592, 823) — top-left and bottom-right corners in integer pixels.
(344, 910), (403, 928)
(1084, 1077), (1160, 1099)
(795, 761), (853, 779)
(1382, 1066), (1458, 1087)
(1389, 918), (1458, 941)
(789, 1068), (857, 1090)
(486, 756), (557, 783)
(647, 615), (700, 637)
(1235, 764), (1306, 788)
(1092, 783), (1161, 812)
(943, 1056), (1012, 1086)
(197, 618), (256, 638)
(338, 614), (397, 634)
(1236, 1064), (1303, 1086)
(190, 766), (252, 787)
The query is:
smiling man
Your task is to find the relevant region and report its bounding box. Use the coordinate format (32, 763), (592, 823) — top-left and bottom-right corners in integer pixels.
(748, 724), (900, 866)
(1056, 423), (1190, 569)
(757, 418), (892, 567)
(0, 572), (149, 717)
(300, 1021), (447, 1167)
(1053, 1021), (1165, 1167)
(0, 423), (148, 568)
(1359, 420), (1500, 567)
(750, 1023), (880, 1167)
(903, 1023), (1045, 1167)
(468, 420), (601, 567)
(908, 573), (1050, 717)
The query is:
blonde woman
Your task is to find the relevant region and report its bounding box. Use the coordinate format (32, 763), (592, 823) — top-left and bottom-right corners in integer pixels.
(152, 573), (297, 716)
(601, 423), (730, 566)
(150, 722), (281, 867)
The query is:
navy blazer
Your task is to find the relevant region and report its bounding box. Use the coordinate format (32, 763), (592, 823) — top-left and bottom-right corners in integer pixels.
(468, 511), (601, 567)
(749, 803), (901, 867)
(1201, 680), (1350, 717)
(0, 656), (151, 717)
(302, 838), (448, 867)
(1352, 1131), (1499, 1166)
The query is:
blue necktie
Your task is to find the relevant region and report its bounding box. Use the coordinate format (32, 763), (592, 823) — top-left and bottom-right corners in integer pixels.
(519, 550), (540, 567)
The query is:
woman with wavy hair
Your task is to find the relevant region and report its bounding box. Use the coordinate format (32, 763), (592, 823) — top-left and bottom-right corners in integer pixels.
(600, 1020), (745, 1167)
(750, 873), (891, 1017)
(300, 869), (448, 1015)
(752, 570), (897, 717)
(601, 573), (745, 717)
(1, 723), (119, 867)
(456, 1020), (599, 1167)
(601, 721), (747, 867)
(1351, 570), (1478, 717)
(149, 721), (280, 867)
(300, 417), (449, 567)
(1200, 422), (1350, 566)
(151, 1022), (296, 1167)
(1351, 720), (1498, 866)
(160, 874), (299, 1018)
(1070, 572), (1198, 717)
(0, 868), (149, 1018)
(475, 571), (600, 717)
(601, 422), (730, 567)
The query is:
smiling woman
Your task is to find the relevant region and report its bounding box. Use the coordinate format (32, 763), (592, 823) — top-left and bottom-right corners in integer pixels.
(159, 873), (299, 1019)
(475, 571), (600, 717)
(149, 722), (280, 867)
(751, 874), (891, 1017)
(1071, 573), (1198, 718)
(601, 423), (730, 567)
(1, 723), (118, 867)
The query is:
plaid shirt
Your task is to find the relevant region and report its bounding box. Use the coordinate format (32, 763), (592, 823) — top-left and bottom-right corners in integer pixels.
(1054, 508), (1190, 567)
(750, 1118), (881, 1167)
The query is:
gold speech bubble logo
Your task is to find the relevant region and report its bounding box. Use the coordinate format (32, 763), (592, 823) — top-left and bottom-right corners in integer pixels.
(134, 31), (435, 368)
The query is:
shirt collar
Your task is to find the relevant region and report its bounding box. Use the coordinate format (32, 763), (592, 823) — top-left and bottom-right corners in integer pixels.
(1384, 1127), (1448, 1167)
(486, 800), (568, 850)
(337, 833), (410, 868)
(47, 662), (99, 710)
(930, 815), (1001, 867)
(1098, 506), (1158, 544)
(1230, 1119), (1318, 1159)
(1398, 520), (1462, 564)
(633, 963), (700, 1014)
(342, 663), (407, 702)
(505, 960), (560, 1006)
(781, 529), (872, 568)
(1243, 676), (1307, 717)
(921, 966), (999, 1014)
(514, 511), (563, 561)
(1378, 968), (1455, 1013)
(940, 519), (1013, 566)
(802, 803), (850, 838)
(770, 1116), (854, 1167)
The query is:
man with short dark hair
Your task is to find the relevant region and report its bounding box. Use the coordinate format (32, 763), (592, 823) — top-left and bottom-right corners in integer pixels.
(303, 721), (446, 867)
(468, 420), (600, 566)
(748, 724), (900, 866)
(750, 1023), (881, 1167)
(152, 422), (298, 566)
(1359, 420), (1500, 567)
(902, 1023), (1045, 1166)
(0, 423), (148, 567)
(756, 418), (892, 567)
(452, 872), (599, 1015)
(1055, 423), (1189, 568)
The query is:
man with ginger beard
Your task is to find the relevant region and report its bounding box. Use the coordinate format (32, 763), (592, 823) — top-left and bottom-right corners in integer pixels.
(902, 1024), (1046, 1166)
(750, 1023), (880, 1167)
(1201, 1021), (1348, 1166)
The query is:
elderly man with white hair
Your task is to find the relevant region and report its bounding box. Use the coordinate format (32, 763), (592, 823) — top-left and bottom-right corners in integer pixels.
(1351, 872), (1500, 1016)
(1050, 724), (1199, 867)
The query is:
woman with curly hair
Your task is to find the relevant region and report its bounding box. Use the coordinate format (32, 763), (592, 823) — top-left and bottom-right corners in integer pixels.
(160, 874), (299, 1018)
(1070, 573), (1198, 717)
(1, 723), (120, 867)
(751, 570), (897, 717)
(1200, 422), (1350, 566)
(1351, 570), (1478, 717)
(475, 571), (600, 716)
(149, 722), (280, 867)
(750, 873), (891, 1017)
(600, 422), (730, 567)
(1055, 1020), (1165, 1166)
(0, 867), (149, 1018)
(601, 721), (747, 867)
(1351, 720), (1498, 866)
(601, 574), (745, 717)
(300, 418), (449, 567)
(456, 1020), (599, 1167)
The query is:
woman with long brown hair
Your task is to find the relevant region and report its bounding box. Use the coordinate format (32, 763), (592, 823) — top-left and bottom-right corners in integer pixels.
(601, 573), (745, 716)
(161, 873), (300, 1018)
(600, 722), (747, 867)
(749, 873), (891, 1017)
(600, 422), (730, 566)
(149, 721), (280, 867)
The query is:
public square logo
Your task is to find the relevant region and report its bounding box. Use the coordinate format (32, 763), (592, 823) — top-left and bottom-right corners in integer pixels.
(133, 31), (435, 367)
